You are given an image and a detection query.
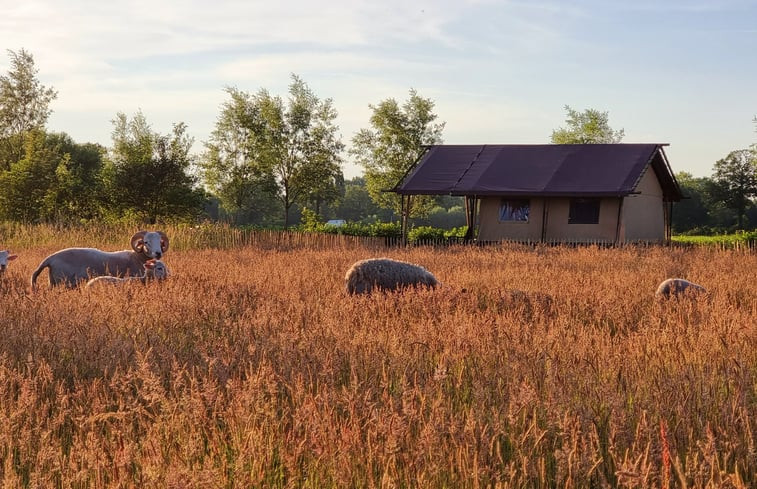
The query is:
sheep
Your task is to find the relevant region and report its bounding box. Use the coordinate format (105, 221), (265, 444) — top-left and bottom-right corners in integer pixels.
(0, 250), (18, 274)
(655, 278), (707, 299)
(30, 230), (169, 289)
(85, 259), (169, 287)
(345, 257), (439, 295)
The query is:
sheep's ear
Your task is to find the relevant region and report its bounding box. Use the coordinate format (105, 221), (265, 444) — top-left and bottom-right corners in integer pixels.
(159, 231), (169, 252)
(7, 254), (17, 261)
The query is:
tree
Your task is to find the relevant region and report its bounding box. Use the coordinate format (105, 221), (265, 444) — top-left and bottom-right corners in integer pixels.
(103, 111), (207, 224)
(0, 49), (58, 170)
(0, 130), (60, 222)
(200, 87), (279, 225)
(202, 142), (280, 226)
(305, 170), (344, 217)
(0, 129), (105, 223)
(43, 133), (107, 221)
(330, 176), (390, 223)
(550, 105), (625, 144)
(350, 89), (445, 217)
(201, 75), (344, 229)
(672, 172), (716, 233)
(710, 149), (757, 229)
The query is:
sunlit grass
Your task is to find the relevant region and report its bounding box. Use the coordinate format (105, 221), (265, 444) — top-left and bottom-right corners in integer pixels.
(0, 225), (755, 487)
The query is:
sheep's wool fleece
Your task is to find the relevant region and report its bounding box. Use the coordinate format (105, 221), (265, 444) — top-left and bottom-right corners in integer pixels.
(345, 258), (438, 294)
(655, 278), (706, 298)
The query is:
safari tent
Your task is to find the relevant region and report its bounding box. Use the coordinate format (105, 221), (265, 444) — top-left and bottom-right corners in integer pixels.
(392, 144), (683, 244)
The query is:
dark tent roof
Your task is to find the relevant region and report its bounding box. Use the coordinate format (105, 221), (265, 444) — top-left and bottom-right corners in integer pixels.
(393, 144), (683, 201)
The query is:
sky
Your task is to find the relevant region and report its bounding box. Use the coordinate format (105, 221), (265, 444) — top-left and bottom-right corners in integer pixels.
(2, 0), (756, 180)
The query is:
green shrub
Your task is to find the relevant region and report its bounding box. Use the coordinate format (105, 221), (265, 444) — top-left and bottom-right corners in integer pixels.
(309, 220), (467, 244)
(322, 222), (369, 236)
(299, 208), (323, 232)
(672, 230), (757, 248)
(408, 226), (446, 244)
(444, 226), (468, 239)
(368, 221), (402, 238)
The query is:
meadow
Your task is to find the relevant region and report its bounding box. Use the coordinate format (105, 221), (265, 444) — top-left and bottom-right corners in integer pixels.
(0, 224), (755, 488)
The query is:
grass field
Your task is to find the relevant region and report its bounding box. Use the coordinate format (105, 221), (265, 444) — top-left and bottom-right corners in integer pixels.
(0, 226), (755, 488)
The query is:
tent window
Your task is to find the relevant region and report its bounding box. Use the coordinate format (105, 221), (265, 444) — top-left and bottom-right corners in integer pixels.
(499, 199), (530, 222)
(569, 198), (600, 224)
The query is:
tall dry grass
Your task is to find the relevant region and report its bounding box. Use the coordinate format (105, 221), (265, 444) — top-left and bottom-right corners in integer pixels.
(0, 227), (755, 488)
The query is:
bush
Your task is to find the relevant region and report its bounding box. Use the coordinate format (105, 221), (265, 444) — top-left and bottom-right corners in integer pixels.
(408, 225), (468, 244)
(317, 220), (401, 238)
(444, 226), (468, 239)
(369, 221), (402, 238)
(299, 208), (323, 232)
(672, 230), (757, 248)
(310, 220), (467, 244)
(324, 222), (370, 236)
(408, 226), (446, 244)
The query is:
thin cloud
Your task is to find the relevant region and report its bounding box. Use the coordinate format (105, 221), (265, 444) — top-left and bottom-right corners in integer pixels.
(613, 0), (752, 13)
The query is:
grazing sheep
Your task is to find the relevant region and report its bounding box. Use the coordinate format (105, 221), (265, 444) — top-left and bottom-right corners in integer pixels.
(0, 250), (18, 274)
(31, 230), (169, 289)
(345, 257), (438, 295)
(86, 259), (169, 287)
(655, 278), (707, 299)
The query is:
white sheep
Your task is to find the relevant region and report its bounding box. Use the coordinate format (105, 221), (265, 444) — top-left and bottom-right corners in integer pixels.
(345, 257), (439, 295)
(0, 250), (18, 274)
(31, 230), (169, 289)
(85, 259), (169, 287)
(655, 278), (707, 299)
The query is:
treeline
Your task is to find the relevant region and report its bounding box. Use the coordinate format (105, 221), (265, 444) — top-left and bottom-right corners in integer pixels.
(0, 49), (755, 234)
(0, 50), (453, 229)
(0, 51), (206, 225)
(674, 164), (757, 234)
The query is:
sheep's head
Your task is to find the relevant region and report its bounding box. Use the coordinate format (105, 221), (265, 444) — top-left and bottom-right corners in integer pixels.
(131, 231), (169, 259)
(144, 259), (169, 281)
(0, 250), (18, 273)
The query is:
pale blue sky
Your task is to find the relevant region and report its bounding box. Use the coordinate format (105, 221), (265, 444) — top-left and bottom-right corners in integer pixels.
(2, 0), (755, 179)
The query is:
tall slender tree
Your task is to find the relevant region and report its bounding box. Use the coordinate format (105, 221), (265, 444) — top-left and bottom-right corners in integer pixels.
(0, 49), (58, 170)
(350, 89), (445, 217)
(201, 87), (279, 225)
